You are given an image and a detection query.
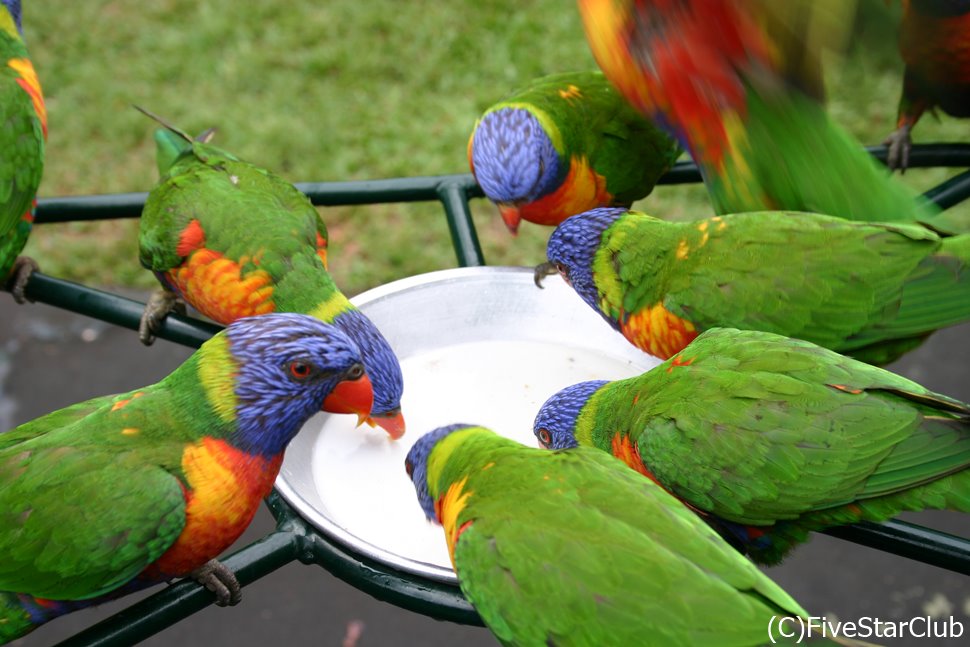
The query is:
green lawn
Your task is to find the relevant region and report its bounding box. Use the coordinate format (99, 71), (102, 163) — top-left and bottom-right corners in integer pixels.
(20, 0), (970, 296)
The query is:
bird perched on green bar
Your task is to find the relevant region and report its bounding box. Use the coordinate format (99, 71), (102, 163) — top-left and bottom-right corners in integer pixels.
(533, 327), (970, 565)
(468, 71), (680, 235)
(0, 314), (375, 643)
(136, 110), (405, 438)
(537, 207), (970, 365)
(406, 424), (872, 646)
(576, 0), (964, 233)
(0, 0), (45, 303)
(883, 0), (970, 172)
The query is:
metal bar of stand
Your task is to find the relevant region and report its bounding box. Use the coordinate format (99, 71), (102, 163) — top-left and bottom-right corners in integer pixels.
(55, 531), (301, 647)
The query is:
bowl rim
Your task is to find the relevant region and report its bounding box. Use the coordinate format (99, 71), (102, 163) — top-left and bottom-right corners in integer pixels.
(275, 265), (635, 585)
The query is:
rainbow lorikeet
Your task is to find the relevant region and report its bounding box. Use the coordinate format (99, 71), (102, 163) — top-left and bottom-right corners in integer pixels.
(884, 0), (970, 172)
(533, 327), (970, 566)
(576, 0), (960, 232)
(0, 0), (46, 303)
(136, 112), (404, 438)
(537, 207), (970, 365)
(0, 313), (375, 643)
(406, 424), (869, 646)
(468, 70), (681, 235)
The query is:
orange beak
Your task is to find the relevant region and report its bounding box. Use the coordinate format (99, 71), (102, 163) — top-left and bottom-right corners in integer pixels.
(365, 408), (406, 440)
(498, 203), (521, 236)
(322, 373), (375, 423)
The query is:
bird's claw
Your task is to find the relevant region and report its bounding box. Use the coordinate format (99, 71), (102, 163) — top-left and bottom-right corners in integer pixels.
(6, 256), (39, 304)
(139, 289), (185, 345)
(533, 261), (558, 289)
(883, 125), (912, 173)
(190, 559), (241, 607)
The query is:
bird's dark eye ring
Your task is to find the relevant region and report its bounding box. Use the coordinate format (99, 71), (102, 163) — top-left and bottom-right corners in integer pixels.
(288, 361), (313, 380)
(347, 363), (365, 380)
(537, 428), (552, 447)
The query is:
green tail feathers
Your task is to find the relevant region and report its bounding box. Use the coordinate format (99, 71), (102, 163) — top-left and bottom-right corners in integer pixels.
(846, 233), (970, 362)
(153, 128), (193, 176)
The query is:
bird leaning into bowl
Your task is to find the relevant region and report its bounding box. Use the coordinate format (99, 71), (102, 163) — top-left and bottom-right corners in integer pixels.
(883, 0), (970, 172)
(0, 314), (375, 644)
(135, 109), (404, 439)
(535, 206), (970, 366)
(0, 0), (46, 304)
(406, 424), (872, 647)
(533, 326), (970, 566)
(576, 0), (967, 235)
(468, 70), (680, 235)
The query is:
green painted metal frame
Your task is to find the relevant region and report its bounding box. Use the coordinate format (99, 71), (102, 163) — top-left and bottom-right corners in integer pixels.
(9, 143), (970, 646)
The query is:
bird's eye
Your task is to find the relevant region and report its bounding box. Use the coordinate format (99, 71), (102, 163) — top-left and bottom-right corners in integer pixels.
(347, 363), (365, 380)
(537, 428), (552, 448)
(405, 459), (415, 478)
(288, 361), (313, 380)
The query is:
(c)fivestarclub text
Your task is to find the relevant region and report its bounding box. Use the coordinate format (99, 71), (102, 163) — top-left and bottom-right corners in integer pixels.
(768, 615), (964, 642)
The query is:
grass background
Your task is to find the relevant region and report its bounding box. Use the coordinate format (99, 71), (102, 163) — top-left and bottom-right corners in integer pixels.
(19, 0), (970, 297)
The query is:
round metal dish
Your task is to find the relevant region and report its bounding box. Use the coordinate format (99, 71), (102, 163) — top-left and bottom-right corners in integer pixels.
(275, 266), (660, 585)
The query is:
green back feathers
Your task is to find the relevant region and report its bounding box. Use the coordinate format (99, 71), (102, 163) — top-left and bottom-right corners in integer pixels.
(488, 71), (681, 202)
(583, 328), (970, 526)
(0, 331), (240, 456)
(594, 209), (970, 363)
(425, 426), (811, 646)
(0, 366), (200, 599)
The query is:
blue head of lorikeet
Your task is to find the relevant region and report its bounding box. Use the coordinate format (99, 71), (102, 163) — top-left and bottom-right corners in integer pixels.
(405, 422), (475, 521)
(1, 1), (21, 32)
(533, 380), (607, 450)
(226, 313), (375, 454)
(470, 108), (561, 232)
(543, 206), (626, 316)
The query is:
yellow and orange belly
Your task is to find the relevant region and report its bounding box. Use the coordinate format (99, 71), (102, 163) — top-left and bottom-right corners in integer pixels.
(166, 248), (277, 324)
(617, 302), (698, 360)
(434, 476), (473, 567)
(143, 438), (283, 578)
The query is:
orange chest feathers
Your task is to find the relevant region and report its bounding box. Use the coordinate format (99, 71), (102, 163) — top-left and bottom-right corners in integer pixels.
(163, 219), (278, 324)
(518, 156), (611, 226)
(144, 438), (283, 579)
(618, 302), (698, 360)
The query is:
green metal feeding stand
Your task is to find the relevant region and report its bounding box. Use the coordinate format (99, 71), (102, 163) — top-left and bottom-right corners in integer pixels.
(15, 144), (970, 646)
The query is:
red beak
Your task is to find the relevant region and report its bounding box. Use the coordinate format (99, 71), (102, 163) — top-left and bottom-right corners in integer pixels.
(322, 373), (375, 423)
(365, 409), (406, 440)
(498, 204), (521, 236)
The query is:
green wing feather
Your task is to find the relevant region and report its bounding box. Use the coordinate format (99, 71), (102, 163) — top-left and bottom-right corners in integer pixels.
(440, 430), (806, 646)
(598, 210), (970, 361)
(0, 387), (190, 600)
(597, 329), (970, 525)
